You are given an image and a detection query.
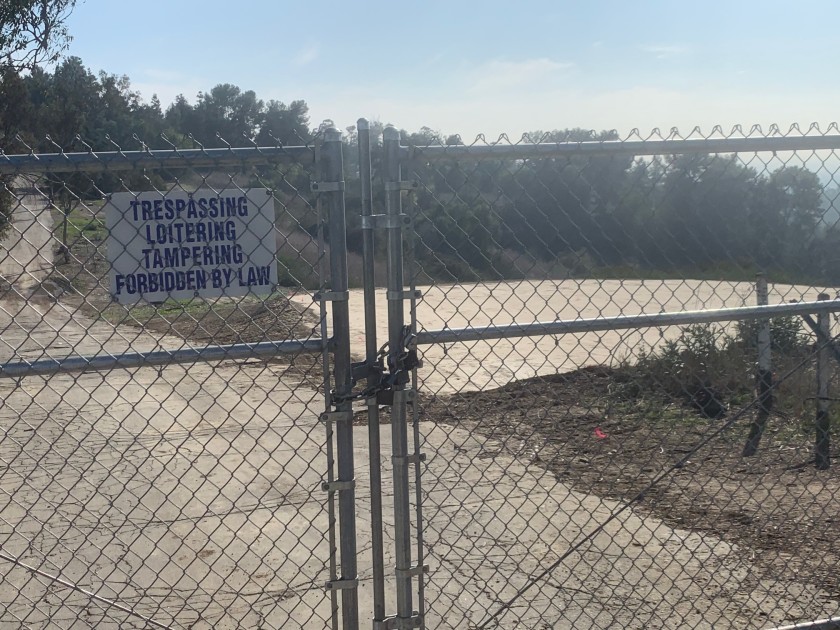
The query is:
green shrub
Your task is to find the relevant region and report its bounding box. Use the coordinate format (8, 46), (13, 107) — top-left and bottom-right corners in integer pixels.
(734, 315), (807, 355)
(632, 323), (753, 417)
(629, 313), (815, 419)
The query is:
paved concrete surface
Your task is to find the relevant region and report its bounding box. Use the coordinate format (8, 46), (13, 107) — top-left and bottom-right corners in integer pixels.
(0, 187), (54, 295)
(0, 296), (837, 628)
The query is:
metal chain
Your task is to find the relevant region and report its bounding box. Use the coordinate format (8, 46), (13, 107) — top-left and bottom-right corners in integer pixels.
(332, 326), (419, 404)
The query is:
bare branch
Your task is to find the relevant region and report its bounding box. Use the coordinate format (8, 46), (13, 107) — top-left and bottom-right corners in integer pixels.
(0, 0), (77, 71)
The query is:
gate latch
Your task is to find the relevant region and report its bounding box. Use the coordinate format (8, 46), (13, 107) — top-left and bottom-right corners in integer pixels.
(331, 325), (421, 405)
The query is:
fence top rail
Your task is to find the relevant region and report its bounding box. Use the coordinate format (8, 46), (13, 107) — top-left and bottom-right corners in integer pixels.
(403, 134), (840, 161)
(0, 144), (315, 175)
(416, 298), (840, 346)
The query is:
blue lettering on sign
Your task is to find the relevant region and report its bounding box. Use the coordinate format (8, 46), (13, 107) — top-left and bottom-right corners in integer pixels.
(140, 243), (245, 268)
(116, 192), (269, 300)
(143, 220), (237, 245)
(114, 265), (271, 296)
(114, 269), (210, 295)
(238, 265), (271, 287)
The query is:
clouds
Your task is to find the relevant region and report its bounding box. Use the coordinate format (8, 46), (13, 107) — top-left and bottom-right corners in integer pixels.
(467, 58), (575, 94)
(640, 44), (688, 59)
(292, 44), (320, 68)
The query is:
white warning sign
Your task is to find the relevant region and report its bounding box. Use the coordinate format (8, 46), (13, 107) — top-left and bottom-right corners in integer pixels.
(106, 189), (277, 304)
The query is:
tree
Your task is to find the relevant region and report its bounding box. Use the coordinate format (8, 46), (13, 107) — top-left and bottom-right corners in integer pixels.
(189, 84), (263, 146)
(496, 128), (629, 262)
(1, 0), (77, 70)
(0, 0), (78, 236)
(164, 94), (192, 138)
(256, 99), (310, 146)
(0, 64), (31, 145)
(44, 55), (97, 148)
(653, 154), (758, 269)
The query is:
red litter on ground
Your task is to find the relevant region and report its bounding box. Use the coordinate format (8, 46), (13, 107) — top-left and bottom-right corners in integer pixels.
(594, 427), (608, 440)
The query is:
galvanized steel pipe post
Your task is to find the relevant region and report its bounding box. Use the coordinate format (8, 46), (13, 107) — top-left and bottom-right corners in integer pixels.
(383, 125), (415, 622)
(321, 128), (359, 629)
(358, 118), (387, 623)
(743, 274), (773, 457)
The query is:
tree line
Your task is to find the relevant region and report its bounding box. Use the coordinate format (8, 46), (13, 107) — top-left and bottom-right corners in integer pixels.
(0, 56), (311, 152)
(0, 53), (838, 285)
(342, 126), (839, 285)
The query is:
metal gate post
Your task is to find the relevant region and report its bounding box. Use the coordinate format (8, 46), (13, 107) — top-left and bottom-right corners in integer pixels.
(358, 118), (387, 624)
(320, 127), (359, 629)
(383, 125), (416, 624)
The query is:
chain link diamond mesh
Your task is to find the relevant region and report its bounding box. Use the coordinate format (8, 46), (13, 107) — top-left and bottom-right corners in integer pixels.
(0, 136), (349, 628)
(378, 124), (840, 629)
(4, 123), (840, 630)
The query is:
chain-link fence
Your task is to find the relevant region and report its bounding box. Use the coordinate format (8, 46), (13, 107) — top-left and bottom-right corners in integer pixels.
(3, 123), (840, 629)
(377, 125), (840, 629)
(0, 133), (366, 628)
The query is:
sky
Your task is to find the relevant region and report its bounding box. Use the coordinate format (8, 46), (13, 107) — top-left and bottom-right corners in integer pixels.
(63, 0), (840, 140)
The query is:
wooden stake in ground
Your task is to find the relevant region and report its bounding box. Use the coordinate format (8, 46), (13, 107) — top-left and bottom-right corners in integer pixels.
(743, 274), (773, 457)
(816, 292), (831, 470)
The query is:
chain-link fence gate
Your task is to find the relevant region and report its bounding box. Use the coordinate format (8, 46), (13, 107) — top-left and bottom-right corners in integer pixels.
(4, 122), (840, 629)
(0, 130), (365, 628)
